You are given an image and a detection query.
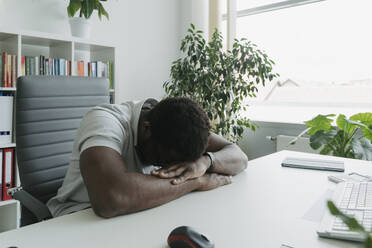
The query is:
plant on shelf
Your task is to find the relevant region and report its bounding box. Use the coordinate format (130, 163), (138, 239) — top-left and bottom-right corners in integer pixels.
(290, 113), (372, 160)
(327, 201), (372, 247)
(163, 24), (279, 142)
(67, 0), (109, 38)
(67, 0), (109, 20)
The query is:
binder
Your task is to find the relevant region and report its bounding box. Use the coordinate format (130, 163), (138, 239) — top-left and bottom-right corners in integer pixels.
(0, 95), (13, 144)
(0, 149), (2, 201)
(2, 148), (14, 201)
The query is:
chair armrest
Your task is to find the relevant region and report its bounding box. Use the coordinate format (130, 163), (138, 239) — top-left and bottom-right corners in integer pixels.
(9, 188), (52, 222)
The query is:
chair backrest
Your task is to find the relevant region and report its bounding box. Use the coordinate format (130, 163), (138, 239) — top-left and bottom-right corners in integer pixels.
(16, 76), (110, 204)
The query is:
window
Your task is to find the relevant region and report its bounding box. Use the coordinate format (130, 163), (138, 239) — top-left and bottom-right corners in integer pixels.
(223, 0), (372, 122)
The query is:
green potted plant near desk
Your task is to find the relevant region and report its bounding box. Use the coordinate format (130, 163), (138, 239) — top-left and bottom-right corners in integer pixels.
(290, 113), (372, 160)
(163, 24), (279, 142)
(67, 0), (109, 39)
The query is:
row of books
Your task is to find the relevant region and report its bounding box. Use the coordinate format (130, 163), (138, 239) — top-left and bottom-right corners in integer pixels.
(0, 52), (17, 88)
(0, 148), (15, 201)
(0, 52), (114, 89)
(76, 60), (114, 89)
(22, 56), (114, 88)
(21, 56), (71, 77)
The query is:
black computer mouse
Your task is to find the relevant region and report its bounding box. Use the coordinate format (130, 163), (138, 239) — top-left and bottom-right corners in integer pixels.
(167, 226), (214, 248)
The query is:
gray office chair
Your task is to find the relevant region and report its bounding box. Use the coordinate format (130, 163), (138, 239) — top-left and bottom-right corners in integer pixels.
(13, 76), (110, 226)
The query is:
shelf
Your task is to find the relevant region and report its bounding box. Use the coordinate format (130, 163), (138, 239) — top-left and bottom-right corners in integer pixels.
(21, 35), (71, 48)
(0, 199), (17, 207)
(0, 27), (116, 233)
(0, 28), (116, 49)
(0, 143), (16, 149)
(0, 33), (17, 42)
(0, 87), (16, 91)
(0, 199), (19, 232)
(74, 42), (115, 52)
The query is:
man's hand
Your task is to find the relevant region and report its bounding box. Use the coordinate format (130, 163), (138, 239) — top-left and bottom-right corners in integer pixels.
(151, 155), (210, 185)
(197, 173), (232, 191)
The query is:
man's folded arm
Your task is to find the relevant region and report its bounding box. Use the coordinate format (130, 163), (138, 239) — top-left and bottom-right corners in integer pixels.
(80, 146), (231, 218)
(206, 132), (248, 176)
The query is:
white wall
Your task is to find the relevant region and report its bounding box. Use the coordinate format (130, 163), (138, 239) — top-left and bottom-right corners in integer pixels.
(180, 0), (209, 40)
(0, 0), (183, 102)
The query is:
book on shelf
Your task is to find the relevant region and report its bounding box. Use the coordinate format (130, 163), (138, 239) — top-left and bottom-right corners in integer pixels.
(0, 52), (114, 88)
(91, 61), (96, 78)
(22, 56), (72, 76)
(77, 61), (84, 76)
(35, 56), (39, 76)
(73, 60), (113, 88)
(6, 54), (11, 87)
(0, 52), (17, 88)
(0, 53), (2, 85)
(11, 55), (16, 87)
(21, 56), (25, 76)
(2, 52), (6, 87)
(84, 61), (88, 77)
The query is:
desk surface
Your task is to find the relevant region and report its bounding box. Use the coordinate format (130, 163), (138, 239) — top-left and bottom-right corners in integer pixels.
(1, 151), (371, 248)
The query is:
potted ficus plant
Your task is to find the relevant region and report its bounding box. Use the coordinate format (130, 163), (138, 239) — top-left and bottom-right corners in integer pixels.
(290, 113), (372, 160)
(163, 24), (279, 142)
(67, 0), (109, 39)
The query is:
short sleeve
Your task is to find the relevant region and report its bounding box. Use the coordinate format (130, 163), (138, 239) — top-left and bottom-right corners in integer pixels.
(76, 109), (127, 155)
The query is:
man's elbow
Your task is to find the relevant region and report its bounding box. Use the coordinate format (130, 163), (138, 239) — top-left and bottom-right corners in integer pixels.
(233, 144), (248, 171)
(92, 204), (119, 218)
(91, 193), (134, 218)
(242, 153), (248, 170)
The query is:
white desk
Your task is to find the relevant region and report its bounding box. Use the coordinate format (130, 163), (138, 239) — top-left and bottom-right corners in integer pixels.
(1, 150), (370, 248)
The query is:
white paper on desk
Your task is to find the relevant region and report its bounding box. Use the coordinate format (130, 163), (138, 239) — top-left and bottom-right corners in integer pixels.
(302, 189), (334, 223)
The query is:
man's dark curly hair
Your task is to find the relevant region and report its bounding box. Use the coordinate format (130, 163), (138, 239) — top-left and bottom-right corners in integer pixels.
(148, 97), (211, 162)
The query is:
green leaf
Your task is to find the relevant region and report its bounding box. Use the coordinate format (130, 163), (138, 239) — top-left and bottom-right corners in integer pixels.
(336, 114), (357, 134)
(351, 137), (372, 161)
(81, 0), (95, 18)
(364, 236), (372, 248)
(67, 0), (81, 17)
(351, 112), (372, 127)
(320, 144), (333, 155)
(345, 119), (372, 143)
(327, 201), (366, 232)
(98, 2), (109, 20)
(305, 114), (335, 135)
(350, 113), (372, 142)
(309, 130), (336, 150)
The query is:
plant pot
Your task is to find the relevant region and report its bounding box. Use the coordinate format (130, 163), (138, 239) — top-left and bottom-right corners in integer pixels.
(69, 17), (91, 39)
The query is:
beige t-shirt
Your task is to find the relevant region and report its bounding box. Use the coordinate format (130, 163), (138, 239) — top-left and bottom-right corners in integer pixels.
(47, 100), (156, 217)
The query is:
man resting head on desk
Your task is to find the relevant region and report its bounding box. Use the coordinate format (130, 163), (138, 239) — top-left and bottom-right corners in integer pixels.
(47, 97), (248, 218)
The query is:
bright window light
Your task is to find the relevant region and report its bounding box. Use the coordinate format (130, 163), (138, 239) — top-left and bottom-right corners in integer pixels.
(235, 0), (372, 106)
(237, 0), (288, 11)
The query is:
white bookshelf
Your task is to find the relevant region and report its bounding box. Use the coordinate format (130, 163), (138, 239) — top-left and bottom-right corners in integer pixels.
(0, 28), (117, 232)
(0, 143), (16, 149)
(0, 200), (20, 232)
(0, 87), (16, 91)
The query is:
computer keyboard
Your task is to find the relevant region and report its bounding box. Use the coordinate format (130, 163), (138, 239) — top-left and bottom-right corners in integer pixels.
(332, 182), (372, 232)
